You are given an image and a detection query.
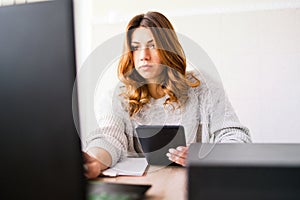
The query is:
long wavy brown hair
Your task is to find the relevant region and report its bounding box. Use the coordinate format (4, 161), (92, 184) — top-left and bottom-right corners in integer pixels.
(118, 11), (200, 117)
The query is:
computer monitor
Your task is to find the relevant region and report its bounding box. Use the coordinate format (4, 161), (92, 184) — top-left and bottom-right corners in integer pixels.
(0, 1), (85, 200)
(187, 143), (300, 200)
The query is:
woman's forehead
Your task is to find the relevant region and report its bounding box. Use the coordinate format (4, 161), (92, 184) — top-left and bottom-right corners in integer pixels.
(131, 27), (155, 44)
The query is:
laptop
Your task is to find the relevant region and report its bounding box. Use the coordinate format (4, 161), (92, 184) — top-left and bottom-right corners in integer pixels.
(187, 143), (300, 200)
(0, 1), (150, 200)
(0, 1), (85, 199)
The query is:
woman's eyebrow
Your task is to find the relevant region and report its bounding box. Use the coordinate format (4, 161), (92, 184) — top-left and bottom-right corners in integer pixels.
(131, 39), (154, 44)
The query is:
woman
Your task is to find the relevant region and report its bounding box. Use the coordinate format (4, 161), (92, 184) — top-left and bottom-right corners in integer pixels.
(84, 11), (251, 179)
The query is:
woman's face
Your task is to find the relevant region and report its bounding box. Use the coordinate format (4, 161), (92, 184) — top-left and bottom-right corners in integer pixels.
(131, 27), (163, 82)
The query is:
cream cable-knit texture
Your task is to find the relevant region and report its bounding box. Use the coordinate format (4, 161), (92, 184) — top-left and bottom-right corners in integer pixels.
(86, 71), (251, 166)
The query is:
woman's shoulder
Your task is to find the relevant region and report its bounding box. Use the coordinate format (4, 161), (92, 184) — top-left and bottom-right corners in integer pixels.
(186, 70), (225, 99)
(112, 83), (127, 104)
(113, 83), (134, 116)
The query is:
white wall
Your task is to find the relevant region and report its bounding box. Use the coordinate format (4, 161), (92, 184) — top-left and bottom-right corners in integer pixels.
(74, 0), (300, 143)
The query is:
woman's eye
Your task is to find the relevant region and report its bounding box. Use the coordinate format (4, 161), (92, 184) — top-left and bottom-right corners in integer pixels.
(149, 44), (155, 49)
(131, 46), (139, 51)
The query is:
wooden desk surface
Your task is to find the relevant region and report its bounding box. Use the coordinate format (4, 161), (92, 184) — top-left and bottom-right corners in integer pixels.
(96, 165), (187, 200)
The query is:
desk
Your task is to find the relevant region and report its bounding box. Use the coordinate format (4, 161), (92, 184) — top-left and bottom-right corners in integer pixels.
(96, 165), (187, 200)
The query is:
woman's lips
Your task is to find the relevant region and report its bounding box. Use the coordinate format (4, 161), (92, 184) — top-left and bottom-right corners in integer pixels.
(139, 64), (152, 70)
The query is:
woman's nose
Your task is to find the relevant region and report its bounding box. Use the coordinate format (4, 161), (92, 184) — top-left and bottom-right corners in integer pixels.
(139, 48), (150, 61)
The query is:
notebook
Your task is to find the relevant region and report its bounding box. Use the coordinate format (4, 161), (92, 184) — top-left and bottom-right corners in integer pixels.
(102, 157), (148, 177)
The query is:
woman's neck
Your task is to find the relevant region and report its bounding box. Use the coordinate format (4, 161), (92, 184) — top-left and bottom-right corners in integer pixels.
(147, 83), (165, 99)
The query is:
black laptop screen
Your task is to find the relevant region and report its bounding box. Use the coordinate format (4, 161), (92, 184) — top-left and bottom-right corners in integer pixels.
(0, 1), (85, 200)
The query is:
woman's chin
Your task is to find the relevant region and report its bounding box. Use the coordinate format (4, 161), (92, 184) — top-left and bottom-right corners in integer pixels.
(139, 73), (156, 81)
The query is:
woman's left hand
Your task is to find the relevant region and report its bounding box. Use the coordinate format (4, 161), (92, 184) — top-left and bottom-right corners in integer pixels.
(166, 146), (188, 166)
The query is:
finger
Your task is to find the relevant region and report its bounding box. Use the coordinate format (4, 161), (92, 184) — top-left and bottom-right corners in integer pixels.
(166, 152), (186, 166)
(176, 146), (188, 156)
(168, 148), (187, 159)
(176, 146), (188, 154)
(175, 157), (186, 166)
(166, 150), (186, 165)
(83, 164), (88, 172)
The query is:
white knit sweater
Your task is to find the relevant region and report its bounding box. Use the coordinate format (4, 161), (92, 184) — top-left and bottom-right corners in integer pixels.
(86, 72), (251, 166)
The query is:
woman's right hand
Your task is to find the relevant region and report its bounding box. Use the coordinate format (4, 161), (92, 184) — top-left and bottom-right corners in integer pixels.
(82, 148), (112, 179)
(83, 152), (103, 179)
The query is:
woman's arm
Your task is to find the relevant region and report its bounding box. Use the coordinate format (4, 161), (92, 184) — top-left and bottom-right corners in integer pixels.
(83, 114), (128, 178)
(208, 86), (251, 143)
(167, 88), (251, 166)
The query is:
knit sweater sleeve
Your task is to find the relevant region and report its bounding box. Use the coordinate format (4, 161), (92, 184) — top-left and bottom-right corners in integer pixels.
(85, 86), (129, 166)
(195, 72), (252, 143)
(209, 88), (252, 143)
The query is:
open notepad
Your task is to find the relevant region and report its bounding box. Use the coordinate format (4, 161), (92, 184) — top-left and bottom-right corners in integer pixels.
(101, 157), (148, 177)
